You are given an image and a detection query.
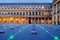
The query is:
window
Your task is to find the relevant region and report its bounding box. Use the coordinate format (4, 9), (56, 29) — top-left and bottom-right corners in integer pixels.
(20, 8), (22, 9)
(14, 7), (16, 9)
(29, 12), (31, 15)
(25, 5), (26, 7)
(36, 8), (38, 9)
(8, 12), (10, 15)
(39, 12), (41, 15)
(2, 13), (4, 15)
(17, 12), (19, 15)
(5, 13), (7, 15)
(23, 12), (25, 15)
(17, 7), (19, 9)
(36, 12), (38, 15)
(14, 12), (16, 15)
(0, 13), (1, 15)
(23, 8), (25, 9)
(5, 8), (7, 9)
(42, 6), (45, 9)
(8, 7), (10, 9)
(26, 12), (28, 15)
(36, 17), (38, 20)
(11, 12), (13, 15)
(26, 8), (28, 9)
(33, 8), (34, 9)
(20, 12), (22, 15)
(32, 12), (34, 15)
(29, 8), (31, 9)
(37, 6), (39, 8)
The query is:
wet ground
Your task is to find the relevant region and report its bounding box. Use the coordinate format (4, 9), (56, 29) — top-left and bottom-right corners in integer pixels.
(0, 24), (60, 40)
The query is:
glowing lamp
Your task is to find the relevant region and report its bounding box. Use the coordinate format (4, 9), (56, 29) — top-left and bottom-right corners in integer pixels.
(42, 20), (44, 23)
(42, 6), (45, 8)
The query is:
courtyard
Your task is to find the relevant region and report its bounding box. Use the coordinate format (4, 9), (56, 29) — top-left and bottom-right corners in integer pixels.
(0, 24), (60, 40)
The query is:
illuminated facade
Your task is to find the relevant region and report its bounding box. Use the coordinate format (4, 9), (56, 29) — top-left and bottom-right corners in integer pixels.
(0, 3), (52, 24)
(52, 0), (60, 25)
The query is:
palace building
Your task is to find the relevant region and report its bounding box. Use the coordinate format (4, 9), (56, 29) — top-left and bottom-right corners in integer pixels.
(52, 0), (60, 25)
(0, 3), (52, 24)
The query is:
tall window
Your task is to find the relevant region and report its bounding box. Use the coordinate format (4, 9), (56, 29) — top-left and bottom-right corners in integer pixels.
(32, 12), (34, 16)
(0, 13), (1, 15)
(36, 12), (38, 15)
(2, 13), (4, 15)
(8, 12), (10, 15)
(23, 12), (25, 15)
(20, 12), (22, 15)
(5, 13), (7, 15)
(17, 12), (19, 15)
(14, 12), (16, 15)
(39, 12), (41, 15)
(26, 12), (28, 15)
(11, 12), (13, 15)
(29, 12), (31, 15)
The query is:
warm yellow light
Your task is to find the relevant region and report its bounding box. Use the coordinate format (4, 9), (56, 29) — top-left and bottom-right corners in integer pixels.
(22, 18), (25, 21)
(0, 17), (2, 22)
(10, 17), (14, 20)
(6, 17), (9, 23)
(21, 18), (26, 23)
(9, 17), (15, 23)
(3, 18), (6, 21)
(15, 17), (20, 23)
(15, 18), (18, 21)
(48, 20), (51, 23)
(42, 20), (44, 23)
(0, 18), (2, 21)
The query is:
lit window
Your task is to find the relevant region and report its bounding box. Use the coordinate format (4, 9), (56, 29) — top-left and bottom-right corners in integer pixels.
(42, 6), (45, 8)
(42, 20), (44, 23)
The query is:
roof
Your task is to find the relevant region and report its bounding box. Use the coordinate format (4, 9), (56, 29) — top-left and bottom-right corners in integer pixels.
(0, 3), (52, 6)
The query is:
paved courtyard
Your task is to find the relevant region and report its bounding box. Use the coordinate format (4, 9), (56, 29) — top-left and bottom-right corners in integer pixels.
(0, 24), (60, 40)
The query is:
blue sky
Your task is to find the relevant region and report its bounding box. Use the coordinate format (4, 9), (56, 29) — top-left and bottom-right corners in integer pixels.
(0, 0), (52, 3)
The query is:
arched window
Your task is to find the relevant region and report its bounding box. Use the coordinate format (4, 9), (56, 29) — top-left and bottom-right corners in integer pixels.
(26, 12), (28, 15)
(29, 12), (31, 15)
(5, 13), (7, 15)
(17, 12), (19, 15)
(32, 12), (34, 16)
(8, 12), (10, 15)
(39, 12), (41, 15)
(20, 12), (22, 15)
(11, 12), (13, 15)
(14, 12), (16, 15)
(36, 12), (37, 15)
(2, 13), (4, 15)
(0, 13), (1, 15)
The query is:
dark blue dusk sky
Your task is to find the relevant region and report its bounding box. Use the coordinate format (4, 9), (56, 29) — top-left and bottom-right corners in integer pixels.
(0, 0), (52, 3)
